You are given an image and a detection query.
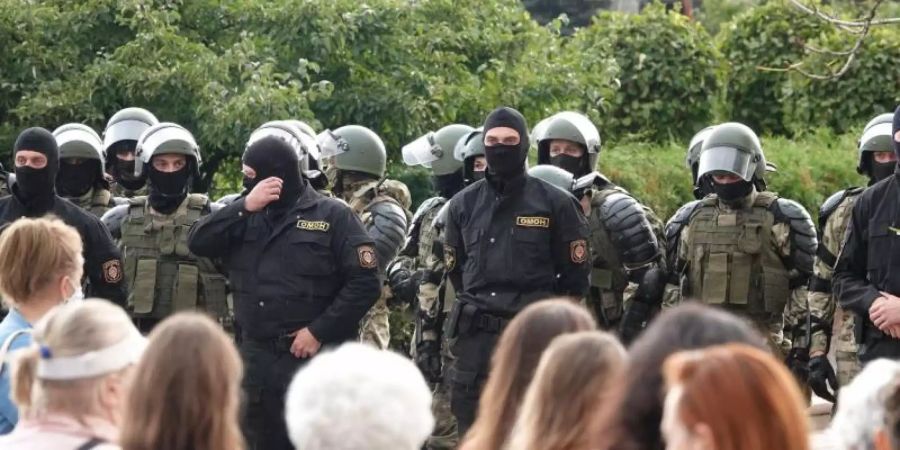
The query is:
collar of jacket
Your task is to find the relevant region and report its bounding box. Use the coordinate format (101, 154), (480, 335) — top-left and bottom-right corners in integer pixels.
(485, 171), (528, 196)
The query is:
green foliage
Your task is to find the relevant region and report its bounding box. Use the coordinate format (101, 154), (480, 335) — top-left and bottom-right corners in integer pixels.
(718, 0), (825, 135)
(573, 4), (721, 142)
(782, 27), (900, 134)
(696, 0), (760, 36)
(602, 128), (863, 220)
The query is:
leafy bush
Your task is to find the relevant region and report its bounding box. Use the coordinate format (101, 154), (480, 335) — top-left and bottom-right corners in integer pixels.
(718, 0), (825, 135)
(782, 27), (900, 134)
(572, 3), (721, 143)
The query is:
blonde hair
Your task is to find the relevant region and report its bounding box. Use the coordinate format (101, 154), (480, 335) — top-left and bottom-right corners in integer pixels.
(0, 216), (83, 306)
(10, 299), (136, 420)
(507, 331), (626, 450)
(119, 313), (244, 450)
(462, 299), (596, 450)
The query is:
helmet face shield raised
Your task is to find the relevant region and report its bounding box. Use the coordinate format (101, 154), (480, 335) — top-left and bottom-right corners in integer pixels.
(698, 146), (755, 181)
(402, 132), (442, 167)
(316, 130), (349, 159)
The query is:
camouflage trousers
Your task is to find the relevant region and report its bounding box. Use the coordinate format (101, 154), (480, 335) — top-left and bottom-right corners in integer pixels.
(360, 294), (390, 350)
(835, 309), (861, 386)
(426, 377), (459, 449)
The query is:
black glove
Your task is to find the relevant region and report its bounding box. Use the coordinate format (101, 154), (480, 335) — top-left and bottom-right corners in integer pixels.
(618, 301), (652, 344)
(809, 355), (838, 403)
(785, 347), (810, 388)
(415, 340), (443, 384)
(387, 267), (422, 307)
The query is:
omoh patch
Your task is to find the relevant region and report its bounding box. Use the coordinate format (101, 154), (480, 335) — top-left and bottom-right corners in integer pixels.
(297, 220), (330, 232)
(570, 239), (588, 264)
(516, 216), (550, 228)
(357, 245), (378, 269)
(103, 259), (123, 283)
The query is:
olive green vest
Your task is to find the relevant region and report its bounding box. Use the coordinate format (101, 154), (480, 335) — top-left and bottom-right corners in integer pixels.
(683, 191), (790, 315)
(121, 194), (228, 321)
(69, 188), (113, 218)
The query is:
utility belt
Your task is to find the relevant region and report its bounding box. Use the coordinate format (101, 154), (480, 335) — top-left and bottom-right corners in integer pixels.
(445, 301), (511, 343)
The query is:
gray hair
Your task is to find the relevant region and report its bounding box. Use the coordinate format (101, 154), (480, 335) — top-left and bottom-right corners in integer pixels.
(831, 359), (900, 449)
(284, 343), (434, 450)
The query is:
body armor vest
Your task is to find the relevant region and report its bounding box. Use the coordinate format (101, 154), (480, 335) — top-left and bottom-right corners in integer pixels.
(69, 188), (113, 218)
(120, 194), (228, 321)
(683, 191), (790, 315)
(588, 188), (627, 324)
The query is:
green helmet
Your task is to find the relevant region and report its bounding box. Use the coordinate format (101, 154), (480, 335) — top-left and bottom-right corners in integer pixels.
(402, 124), (473, 176)
(135, 122), (201, 177)
(320, 125), (387, 179)
(53, 124), (105, 172)
(858, 113), (895, 174)
(533, 111), (601, 177)
(454, 127), (485, 185)
(698, 122), (767, 182)
(528, 165), (574, 195)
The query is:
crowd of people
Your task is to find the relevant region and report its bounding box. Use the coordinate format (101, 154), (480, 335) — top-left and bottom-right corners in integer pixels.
(0, 100), (896, 450)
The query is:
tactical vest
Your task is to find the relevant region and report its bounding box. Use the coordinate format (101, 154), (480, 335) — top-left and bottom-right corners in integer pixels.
(69, 188), (113, 218)
(416, 199), (446, 271)
(120, 194), (229, 321)
(683, 191), (790, 315)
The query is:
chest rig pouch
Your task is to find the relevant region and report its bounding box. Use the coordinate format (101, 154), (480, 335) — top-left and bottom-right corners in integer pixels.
(684, 192), (790, 315)
(121, 194), (229, 321)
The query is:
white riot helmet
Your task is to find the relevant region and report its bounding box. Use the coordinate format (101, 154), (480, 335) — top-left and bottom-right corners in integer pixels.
(53, 124), (105, 172)
(248, 121), (316, 172)
(135, 122), (201, 178)
(103, 107), (159, 156)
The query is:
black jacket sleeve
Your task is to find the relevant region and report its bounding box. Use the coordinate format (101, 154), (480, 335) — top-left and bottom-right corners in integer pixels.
(553, 196), (591, 297)
(83, 215), (127, 307)
(833, 195), (881, 318)
(187, 197), (249, 258)
(443, 199), (465, 293)
(307, 207), (381, 343)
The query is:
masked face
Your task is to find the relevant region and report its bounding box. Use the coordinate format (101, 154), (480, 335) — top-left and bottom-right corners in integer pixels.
(15, 151), (54, 200)
(147, 154), (192, 214)
(548, 139), (587, 176)
(484, 128), (523, 178)
(871, 151), (898, 183)
(57, 158), (99, 197)
(242, 136), (303, 210)
(711, 174), (753, 205)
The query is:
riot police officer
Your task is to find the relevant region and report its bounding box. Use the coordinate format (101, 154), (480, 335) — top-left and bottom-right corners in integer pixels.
(102, 123), (229, 333)
(103, 107), (158, 198)
(443, 107), (590, 434)
(188, 135), (380, 450)
(803, 113), (897, 398)
(0, 127), (126, 306)
(686, 126), (716, 199)
(52, 124), (118, 217)
(533, 111), (664, 341)
(834, 106), (900, 363)
(389, 123), (473, 450)
(319, 125), (411, 350)
(665, 122), (816, 359)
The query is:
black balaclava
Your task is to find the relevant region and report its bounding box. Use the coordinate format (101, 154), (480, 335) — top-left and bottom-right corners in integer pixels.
(147, 157), (193, 215)
(711, 176), (753, 207)
(242, 136), (304, 212)
(870, 158), (896, 184)
(550, 154), (584, 177)
(893, 105), (900, 166)
(483, 107), (529, 180)
(13, 127), (59, 212)
(57, 159), (102, 198)
(110, 140), (146, 191)
(472, 170), (486, 182)
(432, 170), (465, 199)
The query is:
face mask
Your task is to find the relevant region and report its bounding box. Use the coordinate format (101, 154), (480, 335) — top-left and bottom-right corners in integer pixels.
(871, 161), (897, 183)
(485, 144), (524, 178)
(432, 172), (464, 199)
(471, 171), (486, 182)
(148, 165), (191, 214)
(15, 165), (55, 200)
(57, 161), (98, 197)
(243, 175), (258, 193)
(550, 154), (584, 177)
(712, 179), (753, 205)
(64, 278), (84, 304)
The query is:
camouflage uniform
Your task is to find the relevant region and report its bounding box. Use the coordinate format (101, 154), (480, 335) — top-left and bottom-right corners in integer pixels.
(110, 182), (148, 199)
(346, 178), (411, 350)
(66, 187), (117, 218)
(810, 190), (862, 385)
(667, 190), (815, 357)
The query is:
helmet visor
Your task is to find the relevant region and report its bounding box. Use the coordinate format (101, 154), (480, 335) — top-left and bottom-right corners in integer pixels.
(402, 132), (442, 167)
(317, 130), (348, 158)
(698, 146), (754, 181)
(104, 120), (153, 150)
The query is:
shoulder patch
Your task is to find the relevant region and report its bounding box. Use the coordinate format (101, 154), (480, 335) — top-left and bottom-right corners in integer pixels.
(516, 216), (550, 228)
(357, 245), (378, 269)
(102, 259), (123, 283)
(297, 220), (330, 232)
(570, 239), (588, 264)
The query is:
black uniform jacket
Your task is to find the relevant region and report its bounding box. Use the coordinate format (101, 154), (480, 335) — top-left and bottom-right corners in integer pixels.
(444, 173), (590, 317)
(834, 169), (900, 360)
(187, 183), (380, 343)
(0, 192), (127, 306)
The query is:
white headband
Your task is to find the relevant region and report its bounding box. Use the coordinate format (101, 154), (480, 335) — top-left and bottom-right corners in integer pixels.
(37, 331), (147, 380)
